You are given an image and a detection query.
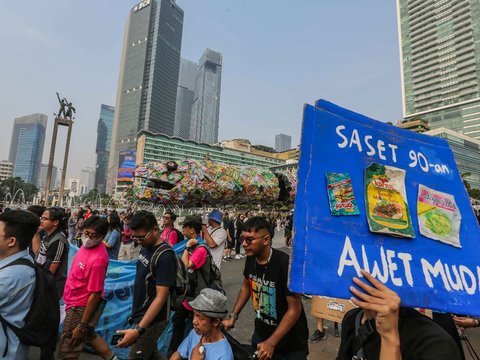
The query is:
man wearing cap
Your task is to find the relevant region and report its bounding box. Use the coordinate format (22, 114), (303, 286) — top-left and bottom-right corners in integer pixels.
(170, 288), (234, 360)
(202, 210), (227, 269)
(168, 214), (207, 354)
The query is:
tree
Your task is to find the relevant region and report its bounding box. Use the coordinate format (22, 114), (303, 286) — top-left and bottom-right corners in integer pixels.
(469, 188), (480, 200)
(0, 177), (38, 202)
(81, 188), (114, 207)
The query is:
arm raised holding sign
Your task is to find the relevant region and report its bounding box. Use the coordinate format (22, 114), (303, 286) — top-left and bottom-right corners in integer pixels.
(349, 270), (402, 360)
(338, 270), (463, 360)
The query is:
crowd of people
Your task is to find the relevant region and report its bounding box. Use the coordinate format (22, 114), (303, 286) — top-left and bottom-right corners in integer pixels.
(0, 204), (478, 360)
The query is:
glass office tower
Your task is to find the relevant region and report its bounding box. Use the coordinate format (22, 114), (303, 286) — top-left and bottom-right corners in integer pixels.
(95, 104), (115, 192)
(174, 58), (198, 140)
(397, 0), (480, 140)
(8, 113), (47, 185)
(190, 49), (223, 144)
(108, 0), (184, 191)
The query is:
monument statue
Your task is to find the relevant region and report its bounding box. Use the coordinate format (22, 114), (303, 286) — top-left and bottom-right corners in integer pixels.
(55, 92), (75, 119)
(65, 102), (76, 119)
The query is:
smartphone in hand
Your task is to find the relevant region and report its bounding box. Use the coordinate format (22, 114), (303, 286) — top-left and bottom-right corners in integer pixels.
(111, 333), (125, 346)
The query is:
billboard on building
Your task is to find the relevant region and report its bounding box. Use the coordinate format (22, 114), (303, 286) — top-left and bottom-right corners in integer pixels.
(117, 151), (136, 183)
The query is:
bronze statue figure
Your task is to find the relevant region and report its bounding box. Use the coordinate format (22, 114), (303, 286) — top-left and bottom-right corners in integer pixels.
(55, 92), (75, 119)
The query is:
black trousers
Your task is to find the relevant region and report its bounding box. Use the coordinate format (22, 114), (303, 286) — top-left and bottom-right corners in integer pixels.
(235, 235), (242, 254)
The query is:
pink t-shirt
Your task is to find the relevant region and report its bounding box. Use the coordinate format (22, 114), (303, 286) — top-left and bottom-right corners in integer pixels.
(64, 243), (109, 309)
(188, 246), (207, 270)
(161, 227), (178, 246)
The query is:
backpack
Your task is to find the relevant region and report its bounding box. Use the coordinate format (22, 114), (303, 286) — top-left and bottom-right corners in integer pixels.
(0, 258), (60, 357)
(221, 328), (256, 360)
(166, 227), (185, 244)
(189, 244), (225, 298)
(148, 242), (189, 309)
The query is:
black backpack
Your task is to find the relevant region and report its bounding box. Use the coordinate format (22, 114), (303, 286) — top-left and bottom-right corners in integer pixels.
(0, 258), (60, 358)
(166, 227), (185, 244)
(148, 242), (190, 309)
(188, 244), (225, 299)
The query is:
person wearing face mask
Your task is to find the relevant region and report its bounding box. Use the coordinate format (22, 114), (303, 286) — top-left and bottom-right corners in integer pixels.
(58, 216), (118, 360)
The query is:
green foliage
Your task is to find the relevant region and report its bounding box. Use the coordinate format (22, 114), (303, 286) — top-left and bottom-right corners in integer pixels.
(469, 188), (480, 200)
(81, 188), (114, 206)
(0, 177), (38, 202)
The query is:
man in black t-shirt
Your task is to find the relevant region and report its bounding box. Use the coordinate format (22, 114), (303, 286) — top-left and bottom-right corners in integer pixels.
(116, 211), (176, 360)
(223, 217), (309, 360)
(337, 270), (461, 360)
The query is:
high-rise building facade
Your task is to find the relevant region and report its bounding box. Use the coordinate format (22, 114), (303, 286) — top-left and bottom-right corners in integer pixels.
(397, 0), (480, 140)
(0, 161), (14, 181)
(190, 49), (222, 144)
(174, 58), (198, 139)
(8, 113), (47, 185)
(109, 0), (184, 192)
(95, 104), (115, 192)
(275, 134), (292, 152)
(425, 128), (480, 189)
(80, 167), (95, 195)
(39, 164), (57, 190)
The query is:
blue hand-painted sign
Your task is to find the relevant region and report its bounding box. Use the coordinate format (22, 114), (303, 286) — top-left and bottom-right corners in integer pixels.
(289, 100), (480, 315)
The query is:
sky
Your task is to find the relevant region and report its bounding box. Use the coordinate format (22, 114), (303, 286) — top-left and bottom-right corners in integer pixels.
(0, 0), (403, 181)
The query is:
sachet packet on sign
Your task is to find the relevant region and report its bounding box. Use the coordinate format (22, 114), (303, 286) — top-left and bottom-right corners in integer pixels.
(326, 172), (359, 215)
(365, 163), (415, 238)
(417, 184), (461, 248)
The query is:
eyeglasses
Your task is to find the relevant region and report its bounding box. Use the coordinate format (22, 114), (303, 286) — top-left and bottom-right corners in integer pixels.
(82, 230), (101, 241)
(131, 229), (152, 242)
(240, 234), (268, 245)
(40, 216), (53, 221)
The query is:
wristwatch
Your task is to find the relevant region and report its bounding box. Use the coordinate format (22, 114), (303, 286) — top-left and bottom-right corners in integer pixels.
(134, 324), (146, 335)
(229, 312), (238, 321)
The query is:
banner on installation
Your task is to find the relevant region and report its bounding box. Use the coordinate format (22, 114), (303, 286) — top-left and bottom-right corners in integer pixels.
(289, 99), (480, 316)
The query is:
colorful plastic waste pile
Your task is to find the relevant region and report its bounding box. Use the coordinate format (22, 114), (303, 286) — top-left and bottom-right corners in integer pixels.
(132, 160), (297, 205)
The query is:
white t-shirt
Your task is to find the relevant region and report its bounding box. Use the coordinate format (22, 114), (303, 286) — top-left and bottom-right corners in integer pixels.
(207, 225), (227, 269)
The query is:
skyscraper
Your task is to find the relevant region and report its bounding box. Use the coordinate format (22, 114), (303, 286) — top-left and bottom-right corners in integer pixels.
(108, 0), (184, 192)
(80, 167), (95, 195)
(8, 113), (47, 185)
(174, 58), (198, 139)
(397, 0), (480, 140)
(190, 49), (223, 144)
(275, 134), (292, 152)
(94, 104), (115, 192)
(39, 164), (57, 190)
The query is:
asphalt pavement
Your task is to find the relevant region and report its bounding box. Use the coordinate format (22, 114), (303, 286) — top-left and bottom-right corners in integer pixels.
(29, 229), (480, 359)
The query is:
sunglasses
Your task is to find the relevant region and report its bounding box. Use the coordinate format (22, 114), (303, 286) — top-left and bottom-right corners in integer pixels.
(131, 229), (153, 241)
(240, 234), (268, 245)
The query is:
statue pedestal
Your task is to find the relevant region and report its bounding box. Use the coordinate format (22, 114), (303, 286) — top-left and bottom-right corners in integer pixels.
(45, 117), (74, 206)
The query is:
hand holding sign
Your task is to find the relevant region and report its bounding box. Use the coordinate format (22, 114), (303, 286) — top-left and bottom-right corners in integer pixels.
(350, 270), (401, 360)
